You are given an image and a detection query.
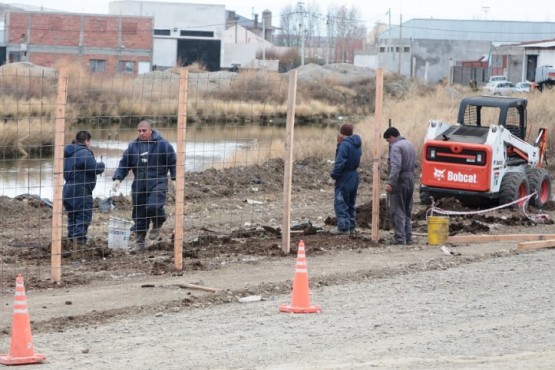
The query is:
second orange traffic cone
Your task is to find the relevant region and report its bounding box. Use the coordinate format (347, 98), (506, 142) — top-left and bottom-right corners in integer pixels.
(0, 274), (46, 365)
(279, 240), (322, 314)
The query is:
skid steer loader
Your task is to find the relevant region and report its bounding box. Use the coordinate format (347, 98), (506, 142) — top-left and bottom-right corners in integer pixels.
(420, 96), (551, 208)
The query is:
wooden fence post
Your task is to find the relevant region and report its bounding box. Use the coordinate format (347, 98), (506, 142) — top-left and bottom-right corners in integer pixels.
(51, 67), (68, 283)
(372, 68), (384, 242)
(174, 68), (188, 270)
(281, 70), (298, 254)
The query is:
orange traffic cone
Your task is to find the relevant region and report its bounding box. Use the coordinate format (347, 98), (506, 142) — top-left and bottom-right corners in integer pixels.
(279, 240), (322, 314)
(0, 274), (46, 365)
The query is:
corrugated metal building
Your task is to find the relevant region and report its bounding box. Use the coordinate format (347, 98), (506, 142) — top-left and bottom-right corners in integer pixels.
(379, 19), (555, 84)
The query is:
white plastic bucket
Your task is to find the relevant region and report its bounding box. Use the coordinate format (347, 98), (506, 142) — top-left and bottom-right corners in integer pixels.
(108, 217), (133, 250)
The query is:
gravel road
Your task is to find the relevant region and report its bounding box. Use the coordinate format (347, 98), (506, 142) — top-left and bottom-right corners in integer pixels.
(26, 248), (555, 369)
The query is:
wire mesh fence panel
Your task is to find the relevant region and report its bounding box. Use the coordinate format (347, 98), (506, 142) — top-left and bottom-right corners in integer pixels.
(0, 62), (376, 289)
(0, 64), (315, 287)
(0, 65), (58, 290)
(179, 71), (290, 248)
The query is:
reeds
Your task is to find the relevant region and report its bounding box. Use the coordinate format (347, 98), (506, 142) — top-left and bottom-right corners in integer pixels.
(1, 60), (554, 162)
(0, 118), (55, 159)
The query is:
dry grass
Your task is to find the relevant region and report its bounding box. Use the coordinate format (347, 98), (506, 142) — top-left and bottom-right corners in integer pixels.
(0, 62), (397, 123)
(208, 69), (287, 104)
(224, 85), (555, 167)
(0, 119), (56, 158)
(1, 61), (554, 161)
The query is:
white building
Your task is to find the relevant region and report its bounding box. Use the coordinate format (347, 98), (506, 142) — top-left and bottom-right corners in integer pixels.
(223, 24), (277, 70)
(110, 1), (226, 71)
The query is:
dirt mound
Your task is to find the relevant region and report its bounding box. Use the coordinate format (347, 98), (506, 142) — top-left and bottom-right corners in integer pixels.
(1, 156), (554, 292)
(0, 62), (57, 77)
(296, 63), (375, 85)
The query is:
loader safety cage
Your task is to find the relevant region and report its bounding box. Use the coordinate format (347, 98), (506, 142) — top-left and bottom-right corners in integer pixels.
(457, 96), (527, 140)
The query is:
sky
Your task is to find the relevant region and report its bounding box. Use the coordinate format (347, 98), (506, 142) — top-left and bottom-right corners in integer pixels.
(7, 0), (555, 26)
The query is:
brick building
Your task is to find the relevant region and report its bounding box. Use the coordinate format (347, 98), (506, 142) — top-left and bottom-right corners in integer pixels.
(4, 10), (153, 76)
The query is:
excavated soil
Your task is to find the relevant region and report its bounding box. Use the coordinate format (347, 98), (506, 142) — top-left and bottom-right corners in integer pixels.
(0, 157), (554, 335)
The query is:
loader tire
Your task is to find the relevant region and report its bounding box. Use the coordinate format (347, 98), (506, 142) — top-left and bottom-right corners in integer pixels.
(499, 172), (530, 209)
(527, 169), (552, 209)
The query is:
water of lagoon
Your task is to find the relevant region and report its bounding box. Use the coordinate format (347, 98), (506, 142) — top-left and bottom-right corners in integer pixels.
(0, 124), (338, 200)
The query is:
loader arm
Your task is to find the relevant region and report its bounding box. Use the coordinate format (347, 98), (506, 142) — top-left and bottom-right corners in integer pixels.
(533, 128), (548, 168)
(497, 125), (541, 168)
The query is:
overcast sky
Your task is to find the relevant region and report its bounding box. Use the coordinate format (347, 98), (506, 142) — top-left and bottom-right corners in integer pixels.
(8, 0), (555, 25)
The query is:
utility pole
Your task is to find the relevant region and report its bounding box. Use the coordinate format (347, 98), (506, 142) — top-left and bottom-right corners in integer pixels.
(326, 13), (331, 64)
(387, 8), (392, 67)
(298, 2), (305, 66)
(398, 14), (402, 74)
(262, 17), (266, 62)
(234, 16), (238, 43)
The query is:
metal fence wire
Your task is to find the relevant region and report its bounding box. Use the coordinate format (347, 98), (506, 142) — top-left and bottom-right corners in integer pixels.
(0, 64), (357, 287)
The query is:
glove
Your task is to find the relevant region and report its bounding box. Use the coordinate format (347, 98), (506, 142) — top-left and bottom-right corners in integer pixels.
(112, 180), (121, 193)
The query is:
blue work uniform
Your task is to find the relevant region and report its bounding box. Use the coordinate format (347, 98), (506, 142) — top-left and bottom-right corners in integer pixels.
(63, 142), (105, 243)
(113, 130), (176, 233)
(331, 134), (362, 232)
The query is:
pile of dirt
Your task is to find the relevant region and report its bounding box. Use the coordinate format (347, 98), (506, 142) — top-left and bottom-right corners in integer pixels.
(296, 63), (376, 85)
(0, 62), (57, 78)
(1, 155), (554, 292)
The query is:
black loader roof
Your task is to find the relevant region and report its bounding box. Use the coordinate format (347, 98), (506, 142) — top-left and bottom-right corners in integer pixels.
(457, 95), (527, 130)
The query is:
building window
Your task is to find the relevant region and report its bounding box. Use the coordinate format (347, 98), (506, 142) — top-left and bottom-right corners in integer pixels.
(379, 47), (385, 53)
(180, 30), (214, 37)
(89, 59), (106, 73)
(154, 29), (171, 36)
(118, 61), (135, 74)
(9, 51), (20, 63)
(404, 46), (410, 53)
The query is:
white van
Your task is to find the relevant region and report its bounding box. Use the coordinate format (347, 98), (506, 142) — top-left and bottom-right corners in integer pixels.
(488, 75), (507, 84)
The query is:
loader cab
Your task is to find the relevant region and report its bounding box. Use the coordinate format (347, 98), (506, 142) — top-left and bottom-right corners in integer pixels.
(456, 96), (527, 140)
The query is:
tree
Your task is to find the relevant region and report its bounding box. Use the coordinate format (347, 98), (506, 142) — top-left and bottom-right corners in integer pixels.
(277, 2), (366, 65)
(326, 5), (366, 63)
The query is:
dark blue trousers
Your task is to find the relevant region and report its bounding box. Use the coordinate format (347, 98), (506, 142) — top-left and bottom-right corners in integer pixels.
(63, 193), (93, 243)
(334, 171), (359, 231)
(132, 186), (167, 233)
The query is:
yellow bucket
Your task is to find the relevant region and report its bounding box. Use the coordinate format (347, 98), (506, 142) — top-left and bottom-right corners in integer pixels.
(427, 216), (449, 245)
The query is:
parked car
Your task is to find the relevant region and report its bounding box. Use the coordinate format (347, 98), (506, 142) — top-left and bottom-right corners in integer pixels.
(488, 75), (508, 85)
(483, 81), (517, 96)
(515, 81), (532, 92)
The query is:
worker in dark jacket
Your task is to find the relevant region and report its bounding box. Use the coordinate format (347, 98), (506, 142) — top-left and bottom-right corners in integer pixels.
(112, 120), (176, 251)
(330, 123), (362, 235)
(383, 127), (416, 245)
(63, 131), (105, 246)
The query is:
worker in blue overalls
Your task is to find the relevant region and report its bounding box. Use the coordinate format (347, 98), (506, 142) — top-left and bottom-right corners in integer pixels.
(112, 120), (176, 252)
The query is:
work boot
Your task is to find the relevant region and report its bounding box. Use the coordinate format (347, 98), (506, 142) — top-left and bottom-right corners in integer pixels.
(388, 239), (406, 245)
(149, 227), (161, 240)
(134, 232), (147, 252)
(71, 239), (86, 261)
(330, 227), (350, 235)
